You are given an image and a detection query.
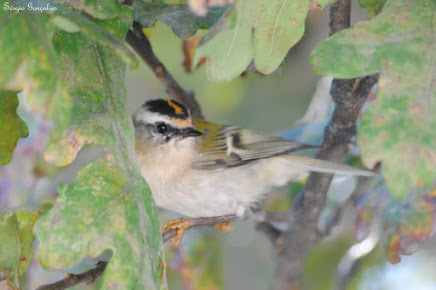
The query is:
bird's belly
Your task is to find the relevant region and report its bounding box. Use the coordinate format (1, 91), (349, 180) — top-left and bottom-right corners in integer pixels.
(151, 157), (308, 218)
(154, 166), (264, 218)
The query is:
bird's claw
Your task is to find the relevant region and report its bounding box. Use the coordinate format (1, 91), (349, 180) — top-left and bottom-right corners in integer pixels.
(162, 218), (195, 247)
(214, 221), (232, 233)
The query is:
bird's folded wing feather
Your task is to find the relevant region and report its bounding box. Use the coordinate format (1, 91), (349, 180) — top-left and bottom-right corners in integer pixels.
(192, 119), (375, 177)
(192, 119), (315, 170)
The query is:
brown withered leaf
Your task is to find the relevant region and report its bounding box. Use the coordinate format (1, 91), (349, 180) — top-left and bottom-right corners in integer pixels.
(183, 36), (206, 73)
(355, 183), (436, 264)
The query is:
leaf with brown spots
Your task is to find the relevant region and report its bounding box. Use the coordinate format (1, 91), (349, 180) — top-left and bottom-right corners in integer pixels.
(33, 5), (165, 289)
(34, 160), (165, 288)
(355, 179), (436, 264)
(311, 0), (436, 199)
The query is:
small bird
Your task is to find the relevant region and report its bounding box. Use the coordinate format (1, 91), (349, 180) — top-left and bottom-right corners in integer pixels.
(133, 98), (373, 244)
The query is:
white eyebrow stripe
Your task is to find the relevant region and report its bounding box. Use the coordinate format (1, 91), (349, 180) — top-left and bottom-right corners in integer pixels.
(135, 111), (174, 125)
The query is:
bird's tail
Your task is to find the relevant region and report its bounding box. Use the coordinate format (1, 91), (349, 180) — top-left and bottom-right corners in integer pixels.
(281, 155), (375, 177)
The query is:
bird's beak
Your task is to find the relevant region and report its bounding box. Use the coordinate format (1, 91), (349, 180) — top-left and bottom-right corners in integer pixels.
(179, 127), (203, 138)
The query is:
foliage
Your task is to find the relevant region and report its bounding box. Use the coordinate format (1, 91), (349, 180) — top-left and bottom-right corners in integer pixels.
(1, 0), (164, 288)
(359, 0), (387, 18)
(311, 0), (436, 263)
(0, 204), (51, 289)
(133, 2), (226, 39)
(51, 0), (122, 19)
(355, 179), (436, 264)
(193, 0), (336, 81)
(0, 0), (434, 288)
(35, 160), (164, 288)
(0, 92), (28, 164)
(0, 5), (60, 115)
(311, 0), (436, 200)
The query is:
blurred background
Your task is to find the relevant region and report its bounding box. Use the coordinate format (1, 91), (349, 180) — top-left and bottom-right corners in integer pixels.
(2, 1), (436, 289)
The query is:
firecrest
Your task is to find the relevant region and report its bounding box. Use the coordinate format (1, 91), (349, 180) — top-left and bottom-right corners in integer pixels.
(133, 98), (374, 220)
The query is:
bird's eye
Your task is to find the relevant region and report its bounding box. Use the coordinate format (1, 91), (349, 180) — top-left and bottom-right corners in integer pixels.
(156, 123), (168, 134)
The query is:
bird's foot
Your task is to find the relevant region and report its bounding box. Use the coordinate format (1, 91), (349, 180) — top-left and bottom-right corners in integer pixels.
(214, 221), (232, 233)
(162, 218), (195, 247)
(162, 215), (242, 247)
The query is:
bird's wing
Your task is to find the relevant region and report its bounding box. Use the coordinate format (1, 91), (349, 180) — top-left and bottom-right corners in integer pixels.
(192, 119), (314, 170)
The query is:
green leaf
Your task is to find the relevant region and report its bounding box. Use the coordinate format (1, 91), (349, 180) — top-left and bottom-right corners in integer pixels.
(44, 27), (133, 166)
(34, 19), (165, 287)
(0, 92), (28, 164)
(0, 205), (51, 288)
(310, 0), (434, 78)
(0, 7), (60, 112)
(253, 0), (311, 74)
(35, 160), (165, 288)
(52, 4), (137, 66)
(133, 2), (226, 39)
(359, 0), (388, 17)
(0, 2), (135, 130)
(194, 0), (253, 81)
(195, 0), (323, 81)
(316, 0), (338, 6)
(310, 0), (436, 199)
(51, 0), (121, 19)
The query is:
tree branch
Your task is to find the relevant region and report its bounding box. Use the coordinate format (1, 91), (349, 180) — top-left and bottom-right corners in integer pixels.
(329, 0), (351, 36)
(262, 0), (380, 288)
(35, 262), (108, 290)
(125, 21), (204, 119)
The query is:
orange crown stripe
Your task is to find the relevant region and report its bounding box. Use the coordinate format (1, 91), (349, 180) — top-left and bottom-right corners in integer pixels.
(164, 98), (184, 115)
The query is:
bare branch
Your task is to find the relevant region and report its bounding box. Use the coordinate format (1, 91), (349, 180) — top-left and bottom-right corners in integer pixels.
(125, 21), (204, 119)
(271, 79), (379, 290)
(35, 262), (107, 290)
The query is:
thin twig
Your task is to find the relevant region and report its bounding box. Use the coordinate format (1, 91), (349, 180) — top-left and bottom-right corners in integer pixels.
(125, 21), (204, 119)
(36, 262), (108, 290)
